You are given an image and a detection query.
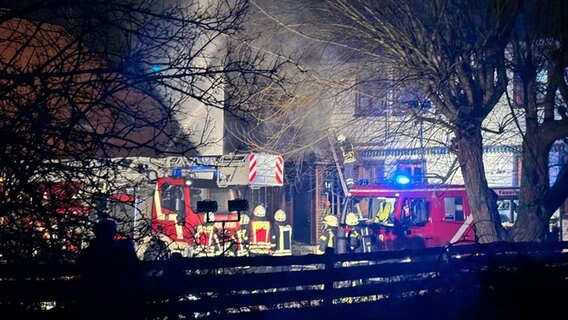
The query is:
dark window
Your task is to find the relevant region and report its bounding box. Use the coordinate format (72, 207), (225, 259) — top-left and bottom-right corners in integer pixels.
(355, 79), (389, 117)
(161, 183), (183, 212)
(359, 161), (385, 184)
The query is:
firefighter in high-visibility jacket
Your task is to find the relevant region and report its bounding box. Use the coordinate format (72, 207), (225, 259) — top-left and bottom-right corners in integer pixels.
(337, 134), (357, 187)
(272, 209), (292, 256)
(232, 213), (250, 257)
(346, 212), (363, 253)
(249, 205), (274, 256)
(194, 212), (221, 257)
(316, 215), (338, 254)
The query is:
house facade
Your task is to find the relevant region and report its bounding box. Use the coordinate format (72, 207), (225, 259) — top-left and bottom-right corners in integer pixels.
(301, 74), (567, 245)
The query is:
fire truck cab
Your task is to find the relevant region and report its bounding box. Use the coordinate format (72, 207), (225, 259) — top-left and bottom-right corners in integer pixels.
(348, 184), (476, 251)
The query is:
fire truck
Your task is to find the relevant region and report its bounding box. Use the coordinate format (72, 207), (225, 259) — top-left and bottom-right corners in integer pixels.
(324, 131), (522, 252)
(1, 152), (284, 261)
(344, 183), (521, 251)
(104, 152), (285, 259)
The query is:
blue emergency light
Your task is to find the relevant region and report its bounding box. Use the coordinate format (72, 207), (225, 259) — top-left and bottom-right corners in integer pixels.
(395, 174), (411, 185)
(172, 168), (182, 177)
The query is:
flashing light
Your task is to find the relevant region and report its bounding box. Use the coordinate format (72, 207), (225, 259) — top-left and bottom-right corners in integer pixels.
(395, 174), (411, 185)
(172, 168), (183, 177)
(151, 64), (162, 72)
(190, 165), (214, 171)
(184, 178), (193, 186)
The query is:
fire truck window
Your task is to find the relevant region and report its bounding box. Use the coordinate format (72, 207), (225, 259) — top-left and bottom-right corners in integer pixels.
(190, 189), (204, 212)
(372, 197), (395, 225)
(411, 199), (429, 225)
(161, 183), (183, 212)
(356, 198), (370, 219)
(209, 189), (231, 212)
(444, 197), (464, 221)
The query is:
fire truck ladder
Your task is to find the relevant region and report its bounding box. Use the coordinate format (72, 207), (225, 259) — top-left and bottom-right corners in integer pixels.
(327, 130), (353, 254)
(327, 130), (350, 200)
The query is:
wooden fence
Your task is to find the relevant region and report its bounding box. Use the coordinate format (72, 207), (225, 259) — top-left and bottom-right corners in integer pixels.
(2, 241), (568, 319)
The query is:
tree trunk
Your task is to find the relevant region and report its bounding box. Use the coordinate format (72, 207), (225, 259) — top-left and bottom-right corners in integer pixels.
(512, 138), (551, 242)
(454, 121), (506, 243)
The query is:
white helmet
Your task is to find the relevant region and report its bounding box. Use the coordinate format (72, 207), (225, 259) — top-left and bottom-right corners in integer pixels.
(323, 215), (338, 227)
(253, 205), (266, 218)
(274, 209), (286, 222)
(337, 134), (346, 142)
(239, 213), (250, 225)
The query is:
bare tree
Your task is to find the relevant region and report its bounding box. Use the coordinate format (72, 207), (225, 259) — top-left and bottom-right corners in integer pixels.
(508, 0), (568, 241)
(0, 0), (282, 263)
(243, 0), (519, 243)
(247, 0), (568, 243)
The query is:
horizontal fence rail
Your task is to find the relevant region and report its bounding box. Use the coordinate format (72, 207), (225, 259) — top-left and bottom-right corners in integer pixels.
(1, 241), (568, 319)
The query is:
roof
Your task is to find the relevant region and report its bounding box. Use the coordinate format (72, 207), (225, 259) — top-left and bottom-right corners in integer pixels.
(0, 17), (192, 159)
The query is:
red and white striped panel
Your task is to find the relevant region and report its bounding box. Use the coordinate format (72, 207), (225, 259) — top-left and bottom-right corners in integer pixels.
(275, 155), (284, 185)
(248, 153), (257, 183)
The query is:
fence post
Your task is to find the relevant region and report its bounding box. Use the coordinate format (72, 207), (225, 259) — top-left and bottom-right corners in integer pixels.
(323, 246), (335, 313)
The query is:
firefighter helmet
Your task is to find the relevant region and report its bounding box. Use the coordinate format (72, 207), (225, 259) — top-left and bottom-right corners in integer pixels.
(345, 212), (359, 226)
(274, 209), (286, 222)
(253, 205), (266, 218)
(239, 213), (250, 225)
(323, 215), (338, 227)
(337, 134), (346, 142)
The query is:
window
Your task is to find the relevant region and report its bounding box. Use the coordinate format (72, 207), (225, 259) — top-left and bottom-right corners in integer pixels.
(400, 198), (429, 227)
(355, 79), (389, 117)
(190, 187), (236, 213)
(444, 197), (464, 221)
(409, 198), (429, 225)
(161, 183), (184, 212)
(354, 71), (431, 117)
(498, 199), (518, 226)
(513, 70), (547, 108)
(359, 161), (385, 184)
(394, 87), (432, 116)
(368, 197), (396, 225)
(395, 160), (426, 184)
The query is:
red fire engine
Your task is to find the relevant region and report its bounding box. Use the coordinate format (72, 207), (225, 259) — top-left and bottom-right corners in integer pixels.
(105, 152), (284, 259)
(1, 152), (284, 261)
(343, 183), (520, 251)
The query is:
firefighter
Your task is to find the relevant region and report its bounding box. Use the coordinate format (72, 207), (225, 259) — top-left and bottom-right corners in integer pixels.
(346, 212), (363, 253)
(249, 205), (273, 256)
(398, 199), (413, 235)
(316, 214), (338, 254)
(272, 209), (292, 256)
(233, 212), (250, 257)
(194, 212), (221, 257)
(78, 219), (142, 319)
(337, 134), (357, 187)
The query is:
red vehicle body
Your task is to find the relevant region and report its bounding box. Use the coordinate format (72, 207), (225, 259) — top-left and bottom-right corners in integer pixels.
(108, 152), (284, 259)
(347, 184), (520, 251)
(110, 175), (242, 259)
(1, 153), (284, 260)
